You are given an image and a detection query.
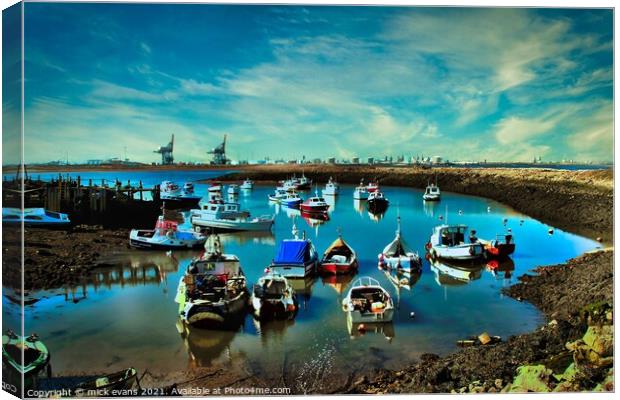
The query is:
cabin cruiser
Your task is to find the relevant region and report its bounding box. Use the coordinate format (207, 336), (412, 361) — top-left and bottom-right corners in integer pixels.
(322, 177), (340, 196)
(207, 181), (223, 193)
(268, 188), (289, 203)
(300, 193), (330, 213)
(190, 200), (274, 232)
(342, 277), (394, 323)
(426, 224), (485, 261)
(367, 190), (389, 212)
(227, 184), (240, 195)
(318, 233), (358, 275)
(251, 271), (298, 320)
(160, 181), (202, 208)
(378, 216), (422, 273)
(130, 215), (207, 250)
(280, 192), (303, 208)
(267, 224), (318, 278)
(240, 178), (254, 190)
(2, 208), (70, 227)
(175, 235), (248, 328)
(353, 180), (369, 200)
(423, 183), (441, 201)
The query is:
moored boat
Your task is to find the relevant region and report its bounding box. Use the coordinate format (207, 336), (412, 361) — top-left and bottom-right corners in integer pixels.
(190, 200), (274, 232)
(367, 180), (379, 193)
(367, 190), (389, 212)
(300, 192), (330, 213)
(2, 208), (71, 228)
(319, 233), (358, 275)
(2, 331), (50, 378)
(341, 277), (394, 323)
(207, 181), (223, 193)
(322, 177), (340, 196)
(268, 188), (288, 203)
(423, 182), (441, 201)
(480, 233), (516, 259)
(281, 192), (303, 209)
(240, 178), (254, 190)
(426, 224), (485, 261)
(353, 180), (369, 200)
(160, 181), (202, 208)
(267, 225), (318, 278)
(175, 235), (249, 328)
(227, 184), (240, 195)
(129, 215), (207, 250)
(251, 271), (298, 320)
(73, 368), (138, 397)
(378, 216), (422, 273)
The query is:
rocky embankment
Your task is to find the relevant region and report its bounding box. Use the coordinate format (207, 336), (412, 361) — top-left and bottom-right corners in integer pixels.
(350, 250), (614, 394)
(215, 165), (612, 242)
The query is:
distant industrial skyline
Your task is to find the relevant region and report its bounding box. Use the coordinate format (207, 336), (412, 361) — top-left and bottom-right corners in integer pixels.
(2, 4), (613, 165)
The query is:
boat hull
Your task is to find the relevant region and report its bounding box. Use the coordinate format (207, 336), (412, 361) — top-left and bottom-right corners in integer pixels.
(423, 195), (441, 201)
(191, 218), (274, 232)
(269, 262), (316, 278)
(318, 260), (358, 275)
(129, 237), (205, 250)
(367, 199), (389, 212)
(300, 204), (329, 213)
(484, 243), (516, 259)
(182, 294), (248, 329)
(353, 192), (369, 200)
(428, 243), (485, 261)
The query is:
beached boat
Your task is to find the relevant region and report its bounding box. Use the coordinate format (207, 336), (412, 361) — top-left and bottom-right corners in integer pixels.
(322, 177), (340, 196)
(480, 233), (516, 259)
(318, 233), (358, 275)
(353, 180), (369, 200)
(267, 225), (318, 278)
(227, 184), (240, 195)
(175, 236), (249, 328)
(378, 216), (422, 273)
(426, 224), (485, 261)
(2, 207), (71, 227)
(130, 215), (206, 250)
(240, 178), (254, 190)
(300, 193), (330, 213)
(367, 190), (389, 212)
(74, 368), (138, 397)
(251, 271), (298, 320)
(2, 331), (50, 377)
(341, 277), (394, 323)
(281, 192), (303, 209)
(190, 200), (274, 232)
(423, 182), (441, 201)
(160, 181), (202, 208)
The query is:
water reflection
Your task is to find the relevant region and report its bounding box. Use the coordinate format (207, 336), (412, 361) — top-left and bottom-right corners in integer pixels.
(289, 277), (316, 310)
(175, 319), (239, 368)
(253, 318), (296, 345)
(320, 274), (355, 298)
(430, 259), (485, 286)
(485, 258), (515, 282)
(368, 209), (386, 222)
(219, 231), (276, 246)
(381, 268), (422, 308)
(347, 314), (395, 342)
(353, 199), (365, 216)
(324, 196), (336, 213)
(423, 201), (437, 218)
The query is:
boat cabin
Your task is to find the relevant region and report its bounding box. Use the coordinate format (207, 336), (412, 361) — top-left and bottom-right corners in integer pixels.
(433, 225), (475, 246)
(425, 185), (440, 196)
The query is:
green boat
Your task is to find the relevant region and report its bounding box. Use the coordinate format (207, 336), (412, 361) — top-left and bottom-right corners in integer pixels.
(2, 330), (50, 376)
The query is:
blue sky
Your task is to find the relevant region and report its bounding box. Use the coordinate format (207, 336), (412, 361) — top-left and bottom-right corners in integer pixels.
(7, 4), (614, 164)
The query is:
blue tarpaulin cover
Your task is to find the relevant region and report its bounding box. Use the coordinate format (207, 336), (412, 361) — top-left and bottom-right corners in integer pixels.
(273, 240), (310, 265)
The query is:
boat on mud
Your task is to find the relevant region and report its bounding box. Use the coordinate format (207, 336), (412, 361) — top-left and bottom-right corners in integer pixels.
(322, 177), (340, 196)
(175, 235), (249, 328)
(353, 180), (369, 200)
(318, 232), (358, 275)
(160, 181), (202, 208)
(423, 182), (441, 201)
(240, 178), (254, 190)
(74, 368), (138, 397)
(2, 331), (51, 378)
(130, 215), (206, 250)
(267, 225), (318, 278)
(2, 208), (71, 228)
(299, 193), (330, 213)
(480, 233), (516, 259)
(190, 199), (274, 232)
(342, 277), (394, 323)
(378, 216), (422, 273)
(426, 224), (485, 261)
(367, 190), (389, 212)
(251, 271), (298, 320)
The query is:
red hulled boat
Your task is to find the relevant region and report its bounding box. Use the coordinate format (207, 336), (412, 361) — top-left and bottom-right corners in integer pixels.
(318, 234), (358, 275)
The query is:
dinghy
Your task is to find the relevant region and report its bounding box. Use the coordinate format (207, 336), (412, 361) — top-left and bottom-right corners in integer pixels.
(251, 271), (298, 320)
(2, 208), (70, 228)
(378, 216), (422, 273)
(2, 331), (50, 377)
(130, 216), (206, 250)
(318, 233), (358, 275)
(73, 368), (138, 396)
(342, 277), (394, 323)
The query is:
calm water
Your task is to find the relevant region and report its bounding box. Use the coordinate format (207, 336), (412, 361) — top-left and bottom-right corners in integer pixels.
(3, 174), (601, 379)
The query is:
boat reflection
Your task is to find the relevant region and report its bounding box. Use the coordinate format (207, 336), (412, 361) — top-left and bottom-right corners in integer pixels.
(301, 211), (329, 236)
(353, 199), (365, 216)
(175, 319), (241, 368)
(368, 209), (386, 222)
(320, 273), (356, 299)
(430, 258), (485, 286)
(346, 313), (395, 342)
(423, 200), (437, 218)
(485, 258), (515, 281)
(253, 318), (296, 345)
(288, 276), (316, 310)
(381, 267), (422, 308)
(284, 207), (301, 219)
(324, 195), (336, 213)
(219, 231), (276, 246)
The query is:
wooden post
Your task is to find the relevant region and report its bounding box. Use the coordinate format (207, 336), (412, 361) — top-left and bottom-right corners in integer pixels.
(139, 180), (143, 201)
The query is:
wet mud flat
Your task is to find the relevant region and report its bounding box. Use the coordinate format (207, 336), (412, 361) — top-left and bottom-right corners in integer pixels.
(350, 250), (613, 394)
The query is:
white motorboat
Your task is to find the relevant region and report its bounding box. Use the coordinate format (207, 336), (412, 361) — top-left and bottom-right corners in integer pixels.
(207, 181), (223, 193)
(240, 178), (254, 190)
(342, 277), (394, 323)
(251, 271), (298, 320)
(280, 192), (303, 208)
(322, 177), (340, 196)
(378, 216), (422, 273)
(268, 188), (288, 203)
(2, 208), (71, 227)
(160, 181), (202, 208)
(426, 224), (485, 261)
(423, 183), (441, 201)
(267, 224), (318, 278)
(130, 215), (207, 250)
(190, 200), (274, 232)
(227, 184), (240, 195)
(175, 235), (248, 328)
(353, 180), (369, 200)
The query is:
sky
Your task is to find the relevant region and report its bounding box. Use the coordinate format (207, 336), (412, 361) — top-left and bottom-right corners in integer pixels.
(4, 3), (614, 164)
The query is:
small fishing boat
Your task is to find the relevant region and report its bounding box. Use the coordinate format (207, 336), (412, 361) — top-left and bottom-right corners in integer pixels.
(426, 224), (485, 261)
(130, 216), (207, 250)
(322, 177), (340, 196)
(190, 201), (274, 232)
(367, 190), (389, 212)
(378, 216), (422, 273)
(240, 178), (254, 190)
(175, 235), (248, 328)
(227, 184), (240, 195)
(268, 188), (288, 203)
(280, 192), (303, 209)
(300, 192), (330, 213)
(367, 180), (379, 193)
(207, 181), (223, 193)
(341, 277), (394, 323)
(480, 233), (516, 259)
(267, 224), (318, 278)
(2, 208), (71, 227)
(73, 368), (138, 397)
(353, 180), (369, 200)
(318, 232), (358, 275)
(2, 331), (50, 377)
(297, 173), (312, 190)
(160, 181), (202, 208)
(251, 271), (298, 320)
(423, 182), (441, 201)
